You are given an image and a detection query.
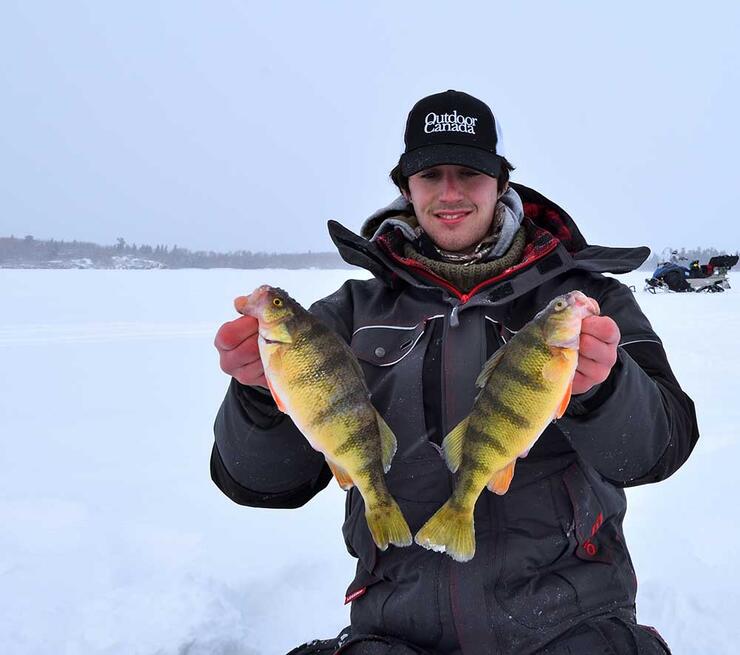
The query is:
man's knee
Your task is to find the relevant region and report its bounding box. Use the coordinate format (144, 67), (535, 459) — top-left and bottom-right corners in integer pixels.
(540, 616), (671, 655)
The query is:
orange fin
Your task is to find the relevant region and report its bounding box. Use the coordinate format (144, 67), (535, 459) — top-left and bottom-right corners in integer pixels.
(487, 460), (517, 495)
(555, 379), (573, 419)
(327, 460), (354, 490)
(265, 377), (287, 414)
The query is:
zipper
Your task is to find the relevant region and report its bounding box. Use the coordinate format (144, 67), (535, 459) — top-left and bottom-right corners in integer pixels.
(449, 304), (460, 328)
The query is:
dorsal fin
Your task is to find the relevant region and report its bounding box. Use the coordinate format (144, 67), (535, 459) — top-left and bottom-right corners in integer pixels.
(442, 417), (469, 473)
(475, 348), (506, 388)
(375, 410), (397, 473)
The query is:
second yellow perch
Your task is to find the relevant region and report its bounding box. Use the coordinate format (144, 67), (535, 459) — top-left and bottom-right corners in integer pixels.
(415, 290), (600, 562)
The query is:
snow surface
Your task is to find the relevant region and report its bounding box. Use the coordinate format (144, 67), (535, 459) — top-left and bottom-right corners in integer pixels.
(1, 269), (738, 654)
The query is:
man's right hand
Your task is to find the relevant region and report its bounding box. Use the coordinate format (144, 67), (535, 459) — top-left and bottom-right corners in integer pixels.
(214, 315), (268, 388)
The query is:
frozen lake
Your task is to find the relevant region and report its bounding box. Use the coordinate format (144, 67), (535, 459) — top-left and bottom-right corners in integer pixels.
(1, 268), (738, 654)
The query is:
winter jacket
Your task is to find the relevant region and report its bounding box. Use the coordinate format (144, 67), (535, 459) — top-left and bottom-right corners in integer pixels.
(211, 183), (698, 655)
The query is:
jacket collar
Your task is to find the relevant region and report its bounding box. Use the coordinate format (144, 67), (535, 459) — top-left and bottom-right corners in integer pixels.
(328, 182), (649, 302)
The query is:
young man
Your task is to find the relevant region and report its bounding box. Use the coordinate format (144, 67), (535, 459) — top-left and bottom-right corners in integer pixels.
(212, 91), (698, 654)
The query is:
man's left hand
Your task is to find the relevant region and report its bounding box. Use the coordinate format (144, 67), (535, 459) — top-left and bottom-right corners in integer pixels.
(572, 316), (621, 395)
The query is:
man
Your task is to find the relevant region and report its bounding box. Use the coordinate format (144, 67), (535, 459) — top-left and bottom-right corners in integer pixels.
(212, 90), (698, 654)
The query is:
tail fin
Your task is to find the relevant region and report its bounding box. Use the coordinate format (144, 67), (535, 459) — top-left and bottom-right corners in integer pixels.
(365, 498), (412, 550)
(414, 501), (476, 562)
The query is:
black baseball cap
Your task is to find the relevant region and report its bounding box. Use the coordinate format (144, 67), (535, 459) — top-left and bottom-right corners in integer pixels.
(399, 90), (506, 178)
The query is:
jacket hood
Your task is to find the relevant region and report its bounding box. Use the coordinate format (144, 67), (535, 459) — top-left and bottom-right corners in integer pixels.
(328, 182), (649, 291)
(360, 186), (525, 259)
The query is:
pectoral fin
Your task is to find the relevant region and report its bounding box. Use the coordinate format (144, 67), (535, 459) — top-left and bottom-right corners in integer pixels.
(487, 460), (517, 495)
(543, 347), (577, 383)
(327, 460), (354, 490)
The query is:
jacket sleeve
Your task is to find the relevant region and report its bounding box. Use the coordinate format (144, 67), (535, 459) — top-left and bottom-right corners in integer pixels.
(211, 281), (357, 508)
(557, 278), (699, 487)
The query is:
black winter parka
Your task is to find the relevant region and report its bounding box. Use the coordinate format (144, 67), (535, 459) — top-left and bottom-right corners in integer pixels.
(211, 184), (698, 655)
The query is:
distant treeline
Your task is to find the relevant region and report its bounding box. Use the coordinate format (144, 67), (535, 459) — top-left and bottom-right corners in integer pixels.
(0, 235), (352, 269)
(1, 235), (737, 271)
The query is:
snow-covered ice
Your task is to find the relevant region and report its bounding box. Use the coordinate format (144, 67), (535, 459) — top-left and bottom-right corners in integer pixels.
(1, 268), (738, 654)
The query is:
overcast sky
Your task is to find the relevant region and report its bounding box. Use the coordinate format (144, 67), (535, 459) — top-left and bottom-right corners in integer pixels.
(1, 1), (738, 255)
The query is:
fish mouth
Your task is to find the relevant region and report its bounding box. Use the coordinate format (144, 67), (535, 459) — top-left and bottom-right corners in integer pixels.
(567, 291), (600, 317)
(259, 332), (288, 345)
(234, 285), (272, 317)
(582, 296), (600, 316)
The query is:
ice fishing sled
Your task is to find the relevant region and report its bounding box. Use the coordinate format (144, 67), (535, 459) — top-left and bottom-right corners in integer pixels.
(644, 254), (738, 294)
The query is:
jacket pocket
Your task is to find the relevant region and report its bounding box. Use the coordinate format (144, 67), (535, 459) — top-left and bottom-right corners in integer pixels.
(558, 461), (638, 612)
(351, 320), (429, 367)
(494, 474), (577, 629)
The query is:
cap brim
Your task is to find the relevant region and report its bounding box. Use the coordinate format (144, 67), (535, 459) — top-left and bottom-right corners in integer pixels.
(400, 144), (503, 178)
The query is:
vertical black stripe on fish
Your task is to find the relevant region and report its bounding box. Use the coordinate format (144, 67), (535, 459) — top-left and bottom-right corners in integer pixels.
(486, 395), (531, 430)
(294, 322), (328, 349)
(359, 462), (387, 498)
(511, 329), (551, 358)
(464, 424), (508, 457)
(455, 474), (483, 505)
(493, 359), (548, 392)
(308, 385), (362, 428)
(333, 418), (377, 458)
(315, 347), (353, 378)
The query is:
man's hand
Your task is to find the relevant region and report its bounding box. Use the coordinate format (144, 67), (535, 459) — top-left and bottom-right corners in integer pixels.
(214, 315), (268, 388)
(572, 316), (620, 395)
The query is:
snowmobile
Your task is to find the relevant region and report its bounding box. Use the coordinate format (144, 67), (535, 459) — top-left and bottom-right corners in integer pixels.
(644, 254), (739, 294)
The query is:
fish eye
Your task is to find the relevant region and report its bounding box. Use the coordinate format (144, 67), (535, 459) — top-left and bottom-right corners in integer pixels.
(554, 300), (566, 311)
(273, 298), (283, 307)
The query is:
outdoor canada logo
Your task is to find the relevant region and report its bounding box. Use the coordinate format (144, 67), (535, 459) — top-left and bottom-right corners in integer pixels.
(424, 110), (478, 134)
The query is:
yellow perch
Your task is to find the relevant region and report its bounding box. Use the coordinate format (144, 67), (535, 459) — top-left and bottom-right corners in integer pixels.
(415, 290), (600, 562)
(235, 285), (412, 551)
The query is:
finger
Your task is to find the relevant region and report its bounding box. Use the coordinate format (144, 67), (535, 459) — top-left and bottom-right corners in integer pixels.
(214, 315), (259, 351)
(219, 337), (262, 374)
(571, 370), (592, 395)
(231, 360), (268, 388)
(579, 333), (618, 368)
(576, 354), (611, 385)
(580, 316), (620, 345)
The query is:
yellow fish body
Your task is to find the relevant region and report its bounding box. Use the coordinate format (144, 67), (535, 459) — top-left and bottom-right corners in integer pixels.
(235, 285), (412, 551)
(415, 290), (600, 562)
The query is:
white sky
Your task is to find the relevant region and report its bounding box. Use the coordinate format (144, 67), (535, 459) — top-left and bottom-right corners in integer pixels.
(1, 1), (738, 255)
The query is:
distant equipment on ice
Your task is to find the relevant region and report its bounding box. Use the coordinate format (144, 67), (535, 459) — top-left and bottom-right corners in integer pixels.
(644, 253), (739, 294)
